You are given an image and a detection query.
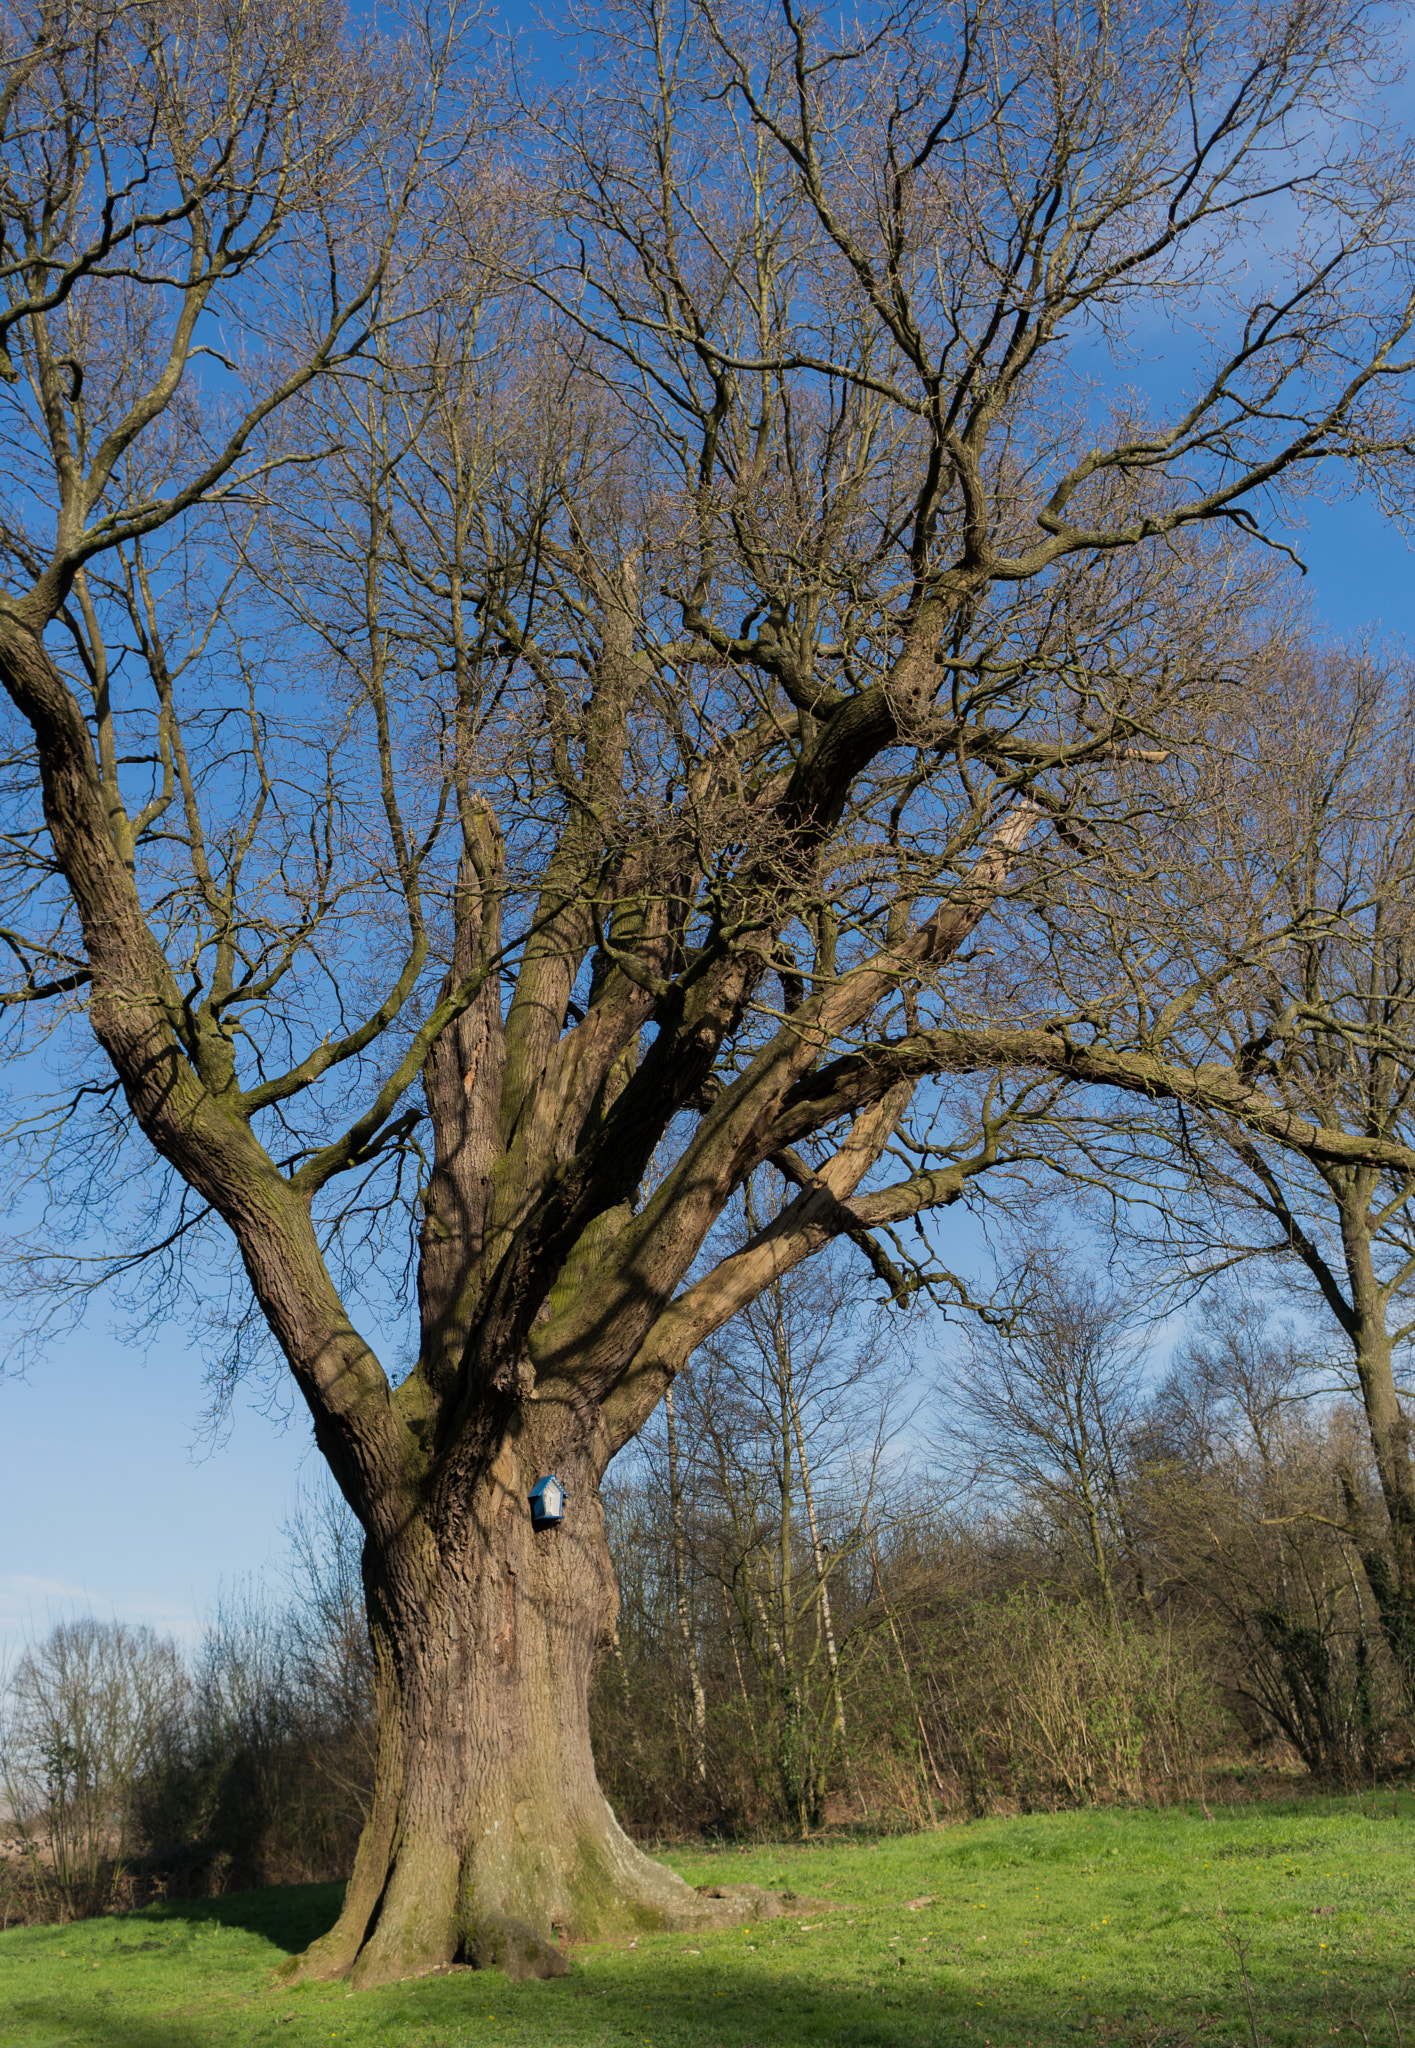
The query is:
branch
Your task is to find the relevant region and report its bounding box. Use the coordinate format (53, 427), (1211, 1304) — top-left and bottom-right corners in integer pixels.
(774, 1028), (1415, 1176)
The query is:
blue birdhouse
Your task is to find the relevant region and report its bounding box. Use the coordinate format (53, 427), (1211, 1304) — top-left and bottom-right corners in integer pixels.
(528, 1473), (566, 1529)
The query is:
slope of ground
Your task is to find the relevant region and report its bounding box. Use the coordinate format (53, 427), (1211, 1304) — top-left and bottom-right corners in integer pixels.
(0, 1795), (1410, 2047)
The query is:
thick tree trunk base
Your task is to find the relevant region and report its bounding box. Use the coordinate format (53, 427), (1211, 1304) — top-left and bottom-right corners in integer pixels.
(279, 1444), (799, 1989)
(283, 1805), (794, 1987)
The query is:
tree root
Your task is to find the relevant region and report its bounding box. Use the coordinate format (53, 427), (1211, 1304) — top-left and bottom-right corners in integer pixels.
(688, 1883), (808, 1927)
(463, 1914), (573, 1979)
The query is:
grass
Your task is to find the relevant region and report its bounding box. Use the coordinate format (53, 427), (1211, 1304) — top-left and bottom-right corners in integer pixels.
(1, 1793), (1412, 2048)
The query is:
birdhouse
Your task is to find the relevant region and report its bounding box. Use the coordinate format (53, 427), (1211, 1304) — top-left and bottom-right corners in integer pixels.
(528, 1474), (566, 1529)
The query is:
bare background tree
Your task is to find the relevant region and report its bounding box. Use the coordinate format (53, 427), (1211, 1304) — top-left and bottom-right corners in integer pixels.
(980, 649), (1415, 1711)
(1, 1620), (187, 1920)
(612, 1211), (902, 1838)
(943, 1245), (1148, 1630)
(1135, 1289), (1389, 1779)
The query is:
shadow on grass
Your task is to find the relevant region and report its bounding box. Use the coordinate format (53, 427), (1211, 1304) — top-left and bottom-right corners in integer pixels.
(5, 1952), (1411, 2048)
(548, 1955), (1414, 2048)
(143, 1877), (345, 1953)
(2, 2010), (246, 2048)
(1, 1888), (344, 2048)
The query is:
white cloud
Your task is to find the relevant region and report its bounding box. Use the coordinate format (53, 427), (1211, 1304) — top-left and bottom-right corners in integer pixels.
(0, 1573), (92, 1604)
(0, 1577), (202, 1669)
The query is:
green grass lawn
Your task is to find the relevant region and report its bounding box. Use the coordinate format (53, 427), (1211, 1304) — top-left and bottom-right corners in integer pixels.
(2, 1795), (1412, 2048)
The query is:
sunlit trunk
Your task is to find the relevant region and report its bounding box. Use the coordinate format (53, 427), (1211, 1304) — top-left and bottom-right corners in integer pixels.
(288, 1425), (726, 1987)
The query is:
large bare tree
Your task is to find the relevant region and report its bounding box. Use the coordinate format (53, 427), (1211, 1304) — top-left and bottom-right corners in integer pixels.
(4, 0), (1415, 1985)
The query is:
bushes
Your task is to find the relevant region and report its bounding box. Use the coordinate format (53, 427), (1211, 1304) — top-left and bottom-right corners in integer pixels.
(591, 1558), (1232, 1839)
(0, 1619), (188, 1921)
(899, 1592), (1227, 1813)
(1, 1488), (374, 1921)
(0, 1601), (373, 1920)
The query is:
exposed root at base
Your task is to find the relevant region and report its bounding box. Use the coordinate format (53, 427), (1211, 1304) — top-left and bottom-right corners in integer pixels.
(280, 1884), (811, 1990)
(462, 1914), (573, 1979)
(688, 1883), (811, 1928)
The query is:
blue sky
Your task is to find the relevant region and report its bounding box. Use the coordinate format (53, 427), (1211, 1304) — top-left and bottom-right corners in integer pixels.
(0, 1338), (312, 1665)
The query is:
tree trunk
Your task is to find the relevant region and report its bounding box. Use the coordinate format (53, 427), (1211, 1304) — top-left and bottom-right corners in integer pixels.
(286, 1425), (773, 1987)
(1336, 1202), (1415, 1704)
(664, 1386), (708, 1784)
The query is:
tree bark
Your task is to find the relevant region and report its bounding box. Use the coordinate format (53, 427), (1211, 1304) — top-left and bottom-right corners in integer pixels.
(288, 1417), (776, 1987)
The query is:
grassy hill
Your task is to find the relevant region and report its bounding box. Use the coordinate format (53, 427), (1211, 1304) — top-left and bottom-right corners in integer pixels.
(1, 1795), (1410, 2048)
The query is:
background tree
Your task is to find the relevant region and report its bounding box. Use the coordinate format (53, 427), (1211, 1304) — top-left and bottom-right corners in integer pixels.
(972, 650), (1415, 1705)
(942, 1243), (1148, 1629)
(671, 1206), (898, 1835)
(4, 0), (1415, 1987)
(1136, 1289), (1391, 1776)
(600, 1220), (899, 1835)
(1, 1619), (188, 1920)
(1155, 658), (1415, 1705)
